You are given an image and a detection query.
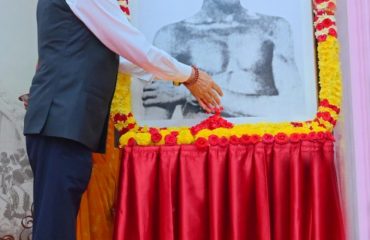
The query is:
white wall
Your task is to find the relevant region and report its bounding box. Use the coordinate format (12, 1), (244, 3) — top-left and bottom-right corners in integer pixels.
(0, 0), (38, 98)
(335, 0), (358, 237)
(0, 0), (37, 237)
(336, 0), (370, 239)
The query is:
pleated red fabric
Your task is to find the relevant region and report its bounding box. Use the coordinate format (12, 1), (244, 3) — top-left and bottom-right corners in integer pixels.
(113, 141), (345, 240)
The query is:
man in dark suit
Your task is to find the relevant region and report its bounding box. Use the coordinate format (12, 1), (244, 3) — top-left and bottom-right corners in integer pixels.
(24, 0), (223, 239)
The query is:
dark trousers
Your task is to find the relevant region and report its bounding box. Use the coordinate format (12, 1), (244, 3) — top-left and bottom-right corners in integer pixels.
(26, 135), (92, 240)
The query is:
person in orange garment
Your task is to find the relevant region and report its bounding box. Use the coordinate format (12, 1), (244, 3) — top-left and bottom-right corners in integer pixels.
(76, 118), (121, 240)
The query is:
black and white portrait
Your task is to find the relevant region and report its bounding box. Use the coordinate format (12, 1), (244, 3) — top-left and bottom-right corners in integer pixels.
(130, 0), (317, 126)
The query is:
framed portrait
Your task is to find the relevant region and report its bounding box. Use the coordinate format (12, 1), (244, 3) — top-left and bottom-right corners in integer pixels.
(129, 0), (318, 127)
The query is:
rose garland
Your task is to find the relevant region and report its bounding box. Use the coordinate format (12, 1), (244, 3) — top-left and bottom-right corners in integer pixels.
(110, 0), (341, 148)
(118, 0), (130, 15)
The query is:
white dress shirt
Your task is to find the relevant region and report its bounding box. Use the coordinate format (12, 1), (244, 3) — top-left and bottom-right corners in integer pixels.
(119, 57), (157, 82)
(65, 0), (192, 82)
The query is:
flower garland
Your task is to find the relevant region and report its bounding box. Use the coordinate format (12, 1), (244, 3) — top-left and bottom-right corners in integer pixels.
(110, 0), (342, 148)
(118, 0), (130, 15)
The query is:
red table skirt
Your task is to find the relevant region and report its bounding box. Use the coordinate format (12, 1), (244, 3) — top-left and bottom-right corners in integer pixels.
(113, 141), (345, 240)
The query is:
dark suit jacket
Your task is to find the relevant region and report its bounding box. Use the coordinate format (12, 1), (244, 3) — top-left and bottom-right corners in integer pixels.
(24, 0), (119, 153)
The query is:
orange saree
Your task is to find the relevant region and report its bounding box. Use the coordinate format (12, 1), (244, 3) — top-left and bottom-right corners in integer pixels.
(76, 119), (121, 240)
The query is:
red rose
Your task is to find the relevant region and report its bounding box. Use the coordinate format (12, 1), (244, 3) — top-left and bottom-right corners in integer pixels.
(328, 2), (336, 10)
(214, 107), (223, 115)
(317, 132), (326, 141)
(128, 113), (133, 117)
(322, 18), (333, 28)
(325, 132), (335, 141)
(208, 135), (220, 146)
(151, 132), (162, 143)
(229, 135), (240, 145)
(190, 128), (196, 135)
(250, 134), (261, 144)
(290, 133), (301, 143)
(316, 23), (324, 31)
(240, 135), (250, 145)
(195, 137), (209, 149)
(127, 138), (137, 146)
(300, 133), (308, 141)
(321, 112), (332, 121)
(320, 99), (330, 107)
(165, 134), (177, 146)
(114, 114), (128, 123)
(190, 126), (202, 135)
(275, 132), (289, 144)
(127, 123), (136, 130)
(328, 28), (337, 37)
(220, 119), (233, 129)
(209, 122), (219, 130)
(219, 137), (229, 147)
(149, 128), (158, 134)
(119, 128), (129, 135)
(317, 35), (327, 42)
(331, 106), (340, 114)
(171, 131), (179, 137)
(190, 115), (234, 134)
(308, 132), (318, 141)
(225, 122), (234, 128)
(262, 134), (274, 144)
(113, 114), (120, 123)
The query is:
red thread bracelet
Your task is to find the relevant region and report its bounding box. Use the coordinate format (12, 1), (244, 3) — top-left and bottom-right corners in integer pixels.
(184, 66), (199, 87)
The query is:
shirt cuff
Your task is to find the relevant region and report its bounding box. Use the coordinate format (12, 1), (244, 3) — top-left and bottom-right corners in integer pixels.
(175, 63), (192, 83)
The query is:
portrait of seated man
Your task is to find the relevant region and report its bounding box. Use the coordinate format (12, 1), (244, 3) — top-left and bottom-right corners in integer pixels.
(142, 0), (305, 120)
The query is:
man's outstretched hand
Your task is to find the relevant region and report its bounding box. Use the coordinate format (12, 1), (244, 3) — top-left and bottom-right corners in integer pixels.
(184, 70), (223, 113)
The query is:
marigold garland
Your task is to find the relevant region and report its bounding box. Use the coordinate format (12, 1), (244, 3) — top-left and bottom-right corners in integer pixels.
(110, 0), (342, 148)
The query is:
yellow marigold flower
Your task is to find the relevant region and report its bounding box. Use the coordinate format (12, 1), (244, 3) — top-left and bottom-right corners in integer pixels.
(115, 122), (125, 131)
(196, 129), (214, 139)
(135, 133), (152, 146)
(126, 116), (136, 124)
(177, 130), (194, 145)
(212, 128), (233, 137)
(119, 131), (137, 147)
